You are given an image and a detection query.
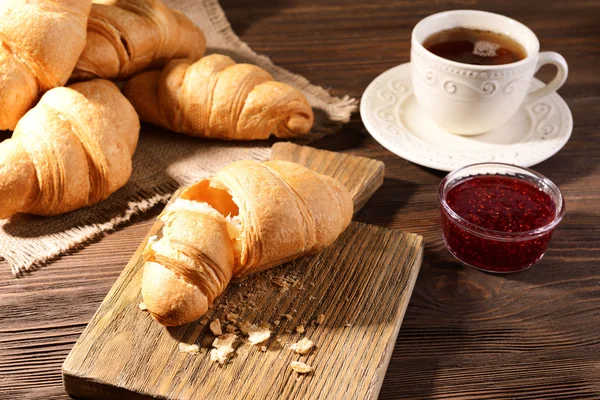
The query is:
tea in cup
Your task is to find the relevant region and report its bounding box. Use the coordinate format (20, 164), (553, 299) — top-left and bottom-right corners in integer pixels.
(411, 10), (568, 135)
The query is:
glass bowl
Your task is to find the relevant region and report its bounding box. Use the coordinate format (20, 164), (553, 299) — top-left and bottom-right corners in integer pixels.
(439, 163), (565, 273)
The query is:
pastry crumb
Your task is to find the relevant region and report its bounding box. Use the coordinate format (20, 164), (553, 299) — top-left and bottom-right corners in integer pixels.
(210, 334), (237, 364)
(316, 314), (325, 325)
(273, 278), (290, 289)
(273, 319), (280, 326)
(295, 325), (305, 334)
(290, 338), (314, 355)
(260, 345), (267, 352)
(138, 302), (148, 311)
(210, 318), (222, 336)
(309, 296), (316, 300)
(239, 322), (271, 345)
(199, 317), (210, 326)
(345, 322), (352, 327)
(225, 324), (239, 333)
(282, 314), (293, 321)
(226, 312), (239, 323)
(178, 342), (200, 354)
(290, 361), (313, 374)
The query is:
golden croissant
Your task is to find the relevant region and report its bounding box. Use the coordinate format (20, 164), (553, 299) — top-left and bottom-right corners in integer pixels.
(0, 80), (140, 219)
(72, 0), (206, 81)
(0, 0), (92, 130)
(122, 55), (315, 140)
(142, 160), (353, 326)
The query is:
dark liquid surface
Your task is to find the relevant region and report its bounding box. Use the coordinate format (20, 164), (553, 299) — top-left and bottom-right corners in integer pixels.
(424, 27), (527, 66)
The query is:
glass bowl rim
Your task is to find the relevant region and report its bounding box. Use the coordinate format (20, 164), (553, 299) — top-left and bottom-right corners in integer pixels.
(439, 162), (566, 240)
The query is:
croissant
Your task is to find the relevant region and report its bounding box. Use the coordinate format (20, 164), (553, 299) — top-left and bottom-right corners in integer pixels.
(0, 0), (92, 130)
(71, 0), (206, 81)
(0, 79), (140, 219)
(122, 55), (315, 140)
(142, 160), (353, 326)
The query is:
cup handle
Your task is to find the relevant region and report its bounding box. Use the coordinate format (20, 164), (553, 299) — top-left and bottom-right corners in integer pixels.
(526, 51), (568, 104)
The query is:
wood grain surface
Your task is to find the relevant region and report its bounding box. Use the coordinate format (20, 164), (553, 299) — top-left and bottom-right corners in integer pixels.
(62, 223), (422, 400)
(1, 0), (599, 399)
(62, 144), (421, 399)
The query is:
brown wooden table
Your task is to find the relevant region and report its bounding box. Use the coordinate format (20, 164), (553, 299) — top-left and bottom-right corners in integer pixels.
(1, 0), (599, 399)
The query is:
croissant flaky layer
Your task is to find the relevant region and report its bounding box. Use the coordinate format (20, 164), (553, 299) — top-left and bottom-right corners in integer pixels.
(0, 79), (140, 219)
(0, 0), (92, 130)
(142, 160), (353, 326)
(122, 55), (315, 140)
(72, 0), (206, 81)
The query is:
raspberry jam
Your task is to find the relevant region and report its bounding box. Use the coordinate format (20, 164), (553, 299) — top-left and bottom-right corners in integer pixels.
(439, 164), (565, 273)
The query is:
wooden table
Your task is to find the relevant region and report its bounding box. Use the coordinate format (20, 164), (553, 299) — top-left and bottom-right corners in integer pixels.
(1, 0), (599, 399)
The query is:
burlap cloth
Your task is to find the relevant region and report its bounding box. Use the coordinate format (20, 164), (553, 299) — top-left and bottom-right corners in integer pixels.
(0, 0), (357, 275)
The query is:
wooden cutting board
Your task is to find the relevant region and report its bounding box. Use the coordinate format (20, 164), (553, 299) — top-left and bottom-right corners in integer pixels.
(62, 143), (424, 400)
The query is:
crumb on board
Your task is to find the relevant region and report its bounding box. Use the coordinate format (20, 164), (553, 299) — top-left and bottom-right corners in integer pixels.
(226, 313), (239, 323)
(260, 345), (267, 352)
(178, 342), (200, 355)
(282, 314), (293, 321)
(210, 319), (222, 336)
(317, 314), (325, 325)
(138, 302), (148, 311)
(200, 317), (210, 326)
(290, 361), (313, 374)
(273, 278), (290, 290)
(239, 322), (271, 345)
(210, 334), (237, 364)
(290, 338), (314, 355)
(345, 322), (352, 327)
(273, 320), (280, 326)
(309, 296), (316, 300)
(295, 325), (305, 334)
(225, 324), (239, 333)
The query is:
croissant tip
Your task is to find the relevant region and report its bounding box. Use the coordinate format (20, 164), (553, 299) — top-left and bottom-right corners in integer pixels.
(281, 114), (314, 137)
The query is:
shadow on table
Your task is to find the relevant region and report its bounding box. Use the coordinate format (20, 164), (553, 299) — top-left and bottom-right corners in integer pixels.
(379, 248), (497, 398)
(353, 176), (418, 227)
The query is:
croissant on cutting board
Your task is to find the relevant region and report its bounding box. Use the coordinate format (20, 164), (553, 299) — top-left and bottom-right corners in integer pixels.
(142, 160), (353, 326)
(72, 0), (206, 81)
(0, 0), (92, 130)
(0, 80), (140, 219)
(122, 54), (314, 140)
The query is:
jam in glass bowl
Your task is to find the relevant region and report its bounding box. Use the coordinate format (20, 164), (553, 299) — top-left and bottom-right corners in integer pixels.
(439, 163), (565, 273)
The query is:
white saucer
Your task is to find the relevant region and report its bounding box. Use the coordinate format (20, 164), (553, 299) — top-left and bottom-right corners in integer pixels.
(360, 62), (573, 171)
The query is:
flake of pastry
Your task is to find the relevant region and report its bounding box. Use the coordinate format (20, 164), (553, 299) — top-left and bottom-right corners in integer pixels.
(290, 361), (313, 374)
(290, 337), (314, 355)
(178, 343), (200, 354)
(209, 318), (223, 336)
(210, 334), (237, 364)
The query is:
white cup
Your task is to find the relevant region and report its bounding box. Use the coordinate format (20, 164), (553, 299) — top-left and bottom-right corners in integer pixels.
(410, 10), (568, 135)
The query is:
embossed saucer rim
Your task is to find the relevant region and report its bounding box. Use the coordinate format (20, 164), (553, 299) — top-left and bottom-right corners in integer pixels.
(360, 62), (573, 172)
